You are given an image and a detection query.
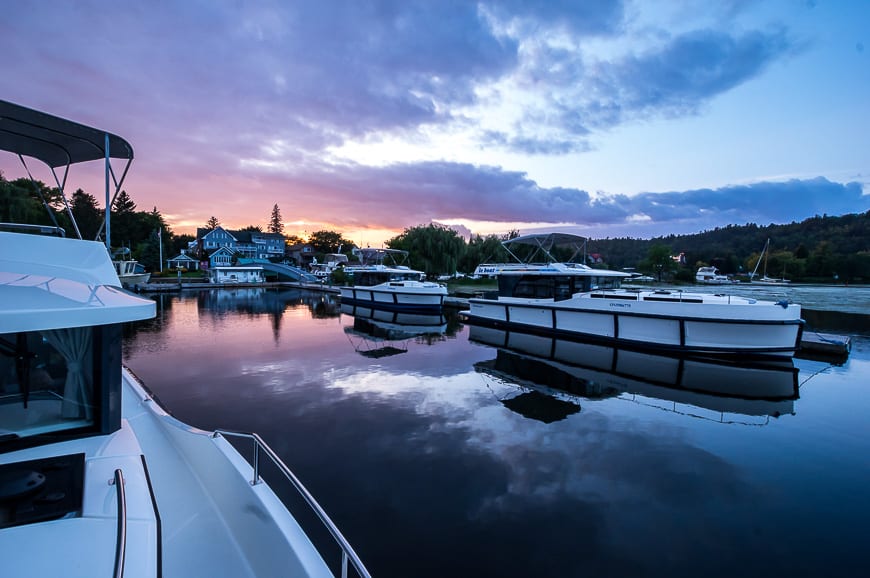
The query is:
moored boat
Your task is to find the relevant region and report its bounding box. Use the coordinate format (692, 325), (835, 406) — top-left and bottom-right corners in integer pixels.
(695, 265), (732, 284)
(463, 233), (804, 358)
(750, 238), (791, 285)
(0, 100), (369, 577)
(339, 248), (446, 312)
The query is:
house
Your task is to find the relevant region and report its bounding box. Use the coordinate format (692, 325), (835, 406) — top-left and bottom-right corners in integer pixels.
(285, 243), (315, 267)
(196, 226), (285, 261)
(166, 250), (200, 271)
(587, 253), (604, 264)
(207, 266), (265, 284)
(208, 246), (236, 268)
(197, 226), (238, 256)
(232, 230), (285, 260)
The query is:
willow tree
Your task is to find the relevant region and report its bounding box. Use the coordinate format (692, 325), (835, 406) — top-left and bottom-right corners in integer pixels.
(387, 224), (466, 278)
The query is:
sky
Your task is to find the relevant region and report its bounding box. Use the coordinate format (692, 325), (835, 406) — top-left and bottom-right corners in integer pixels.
(1, 0), (869, 246)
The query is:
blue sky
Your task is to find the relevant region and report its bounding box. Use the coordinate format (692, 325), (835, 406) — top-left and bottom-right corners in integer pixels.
(1, 0), (868, 245)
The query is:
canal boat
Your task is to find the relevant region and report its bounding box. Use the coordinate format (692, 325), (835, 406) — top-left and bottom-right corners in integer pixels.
(0, 99), (369, 577)
(464, 233), (804, 358)
(470, 326), (799, 421)
(340, 248), (446, 312)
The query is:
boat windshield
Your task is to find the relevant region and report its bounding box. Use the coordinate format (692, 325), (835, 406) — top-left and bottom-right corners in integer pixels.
(499, 274), (622, 299)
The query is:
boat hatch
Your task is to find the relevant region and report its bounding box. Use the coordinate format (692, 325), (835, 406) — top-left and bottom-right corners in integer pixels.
(0, 324), (123, 452)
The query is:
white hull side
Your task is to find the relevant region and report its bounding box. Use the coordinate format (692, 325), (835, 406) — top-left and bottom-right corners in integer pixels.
(340, 282), (446, 310)
(467, 293), (803, 356)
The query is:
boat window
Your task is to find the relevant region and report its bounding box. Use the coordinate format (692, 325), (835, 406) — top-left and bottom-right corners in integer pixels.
(553, 277), (573, 301)
(502, 276), (560, 299)
(0, 328), (101, 446)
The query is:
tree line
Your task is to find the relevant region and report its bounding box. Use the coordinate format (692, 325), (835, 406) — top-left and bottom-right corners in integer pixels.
(5, 171), (867, 282)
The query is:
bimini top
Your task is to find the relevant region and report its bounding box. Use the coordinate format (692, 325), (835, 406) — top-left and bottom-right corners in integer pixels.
(0, 232), (156, 333)
(0, 99), (133, 168)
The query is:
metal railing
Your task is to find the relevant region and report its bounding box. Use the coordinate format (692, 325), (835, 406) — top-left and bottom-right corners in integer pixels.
(110, 468), (127, 578)
(213, 430), (371, 578)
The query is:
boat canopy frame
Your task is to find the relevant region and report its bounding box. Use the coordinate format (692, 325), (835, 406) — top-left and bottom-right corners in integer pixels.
(502, 233), (588, 264)
(0, 99), (134, 250)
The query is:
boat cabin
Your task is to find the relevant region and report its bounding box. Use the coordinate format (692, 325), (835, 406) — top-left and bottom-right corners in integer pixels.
(353, 268), (425, 287)
(497, 271), (623, 301)
(1, 324), (124, 454)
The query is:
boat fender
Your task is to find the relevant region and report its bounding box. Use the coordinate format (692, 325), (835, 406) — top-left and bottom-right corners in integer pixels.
(776, 300), (789, 309)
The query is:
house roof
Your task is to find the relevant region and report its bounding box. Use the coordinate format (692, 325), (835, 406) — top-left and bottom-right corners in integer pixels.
(208, 246), (236, 256)
(167, 253), (199, 262)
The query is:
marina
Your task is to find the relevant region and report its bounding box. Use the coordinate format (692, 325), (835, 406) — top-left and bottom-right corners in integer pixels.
(121, 286), (870, 578)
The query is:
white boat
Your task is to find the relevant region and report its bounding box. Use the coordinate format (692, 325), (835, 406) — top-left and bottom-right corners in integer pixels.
(750, 238), (791, 285)
(311, 252), (349, 280)
(339, 248), (447, 312)
(464, 233), (804, 358)
(695, 266), (731, 285)
(469, 326), (799, 421)
(0, 100), (369, 577)
(113, 258), (151, 287)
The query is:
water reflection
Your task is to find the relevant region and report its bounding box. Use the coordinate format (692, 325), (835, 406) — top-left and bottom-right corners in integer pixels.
(470, 325), (799, 424)
(341, 303), (450, 357)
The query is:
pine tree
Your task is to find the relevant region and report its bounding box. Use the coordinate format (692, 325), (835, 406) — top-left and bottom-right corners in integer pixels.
(112, 190), (137, 214)
(268, 203), (284, 234)
(205, 216), (220, 230)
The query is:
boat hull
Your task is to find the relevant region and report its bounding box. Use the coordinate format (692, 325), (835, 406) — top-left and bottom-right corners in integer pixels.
(466, 293), (804, 357)
(340, 282), (446, 312)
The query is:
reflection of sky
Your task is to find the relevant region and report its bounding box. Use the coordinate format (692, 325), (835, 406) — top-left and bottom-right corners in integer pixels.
(123, 293), (870, 577)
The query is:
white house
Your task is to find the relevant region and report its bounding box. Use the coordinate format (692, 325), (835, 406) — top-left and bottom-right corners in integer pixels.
(207, 266), (265, 284)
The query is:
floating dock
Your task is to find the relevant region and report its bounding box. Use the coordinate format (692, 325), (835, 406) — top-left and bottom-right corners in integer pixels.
(799, 331), (852, 361)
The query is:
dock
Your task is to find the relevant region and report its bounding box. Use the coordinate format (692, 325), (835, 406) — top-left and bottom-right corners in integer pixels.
(799, 330), (852, 361)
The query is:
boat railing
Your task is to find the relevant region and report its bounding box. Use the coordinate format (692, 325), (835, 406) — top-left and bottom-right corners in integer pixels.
(213, 429), (372, 578)
(0, 222), (66, 237)
(110, 468), (127, 578)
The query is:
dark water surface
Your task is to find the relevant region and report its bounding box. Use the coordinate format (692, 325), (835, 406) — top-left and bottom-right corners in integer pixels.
(123, 287), (870, 578)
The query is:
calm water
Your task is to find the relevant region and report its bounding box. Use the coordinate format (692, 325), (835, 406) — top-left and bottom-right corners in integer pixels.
(123, 287), (870, 578)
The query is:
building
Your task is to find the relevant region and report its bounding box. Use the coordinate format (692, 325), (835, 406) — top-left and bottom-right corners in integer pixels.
(196, 226), (286, 261)
(166, 250), (200, 271)
(207, 266), (265, 284)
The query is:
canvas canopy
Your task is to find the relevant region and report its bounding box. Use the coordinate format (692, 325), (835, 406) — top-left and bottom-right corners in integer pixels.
(0, 99), (133, 168)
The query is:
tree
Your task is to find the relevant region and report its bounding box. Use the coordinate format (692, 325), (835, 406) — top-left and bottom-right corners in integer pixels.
(205, 216), (220, 230)
(240, 224), (263, 232)
(70, 188), (103, 240)
(458, 234), (508, 274)
(387, 224), (466, 278)
(112, 190), (137, 214)
(642, 243), (676, 281)
(268, 204), (284, 234)
(308, 230), (353, 253)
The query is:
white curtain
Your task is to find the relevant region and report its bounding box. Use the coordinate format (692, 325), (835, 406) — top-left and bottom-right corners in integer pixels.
(42, 327), (93, 420)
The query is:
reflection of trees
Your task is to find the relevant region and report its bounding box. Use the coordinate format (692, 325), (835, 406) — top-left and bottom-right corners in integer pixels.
(124, 288), (344, 348)
(307, 294), (341, 319)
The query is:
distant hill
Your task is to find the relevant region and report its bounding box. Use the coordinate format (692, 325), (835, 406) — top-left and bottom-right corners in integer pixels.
(588, 210), (870, 283)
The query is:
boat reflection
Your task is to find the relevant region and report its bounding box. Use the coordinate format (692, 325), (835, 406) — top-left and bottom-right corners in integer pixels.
(341, 303), (448, 358)
(470, 325), (799, 424)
